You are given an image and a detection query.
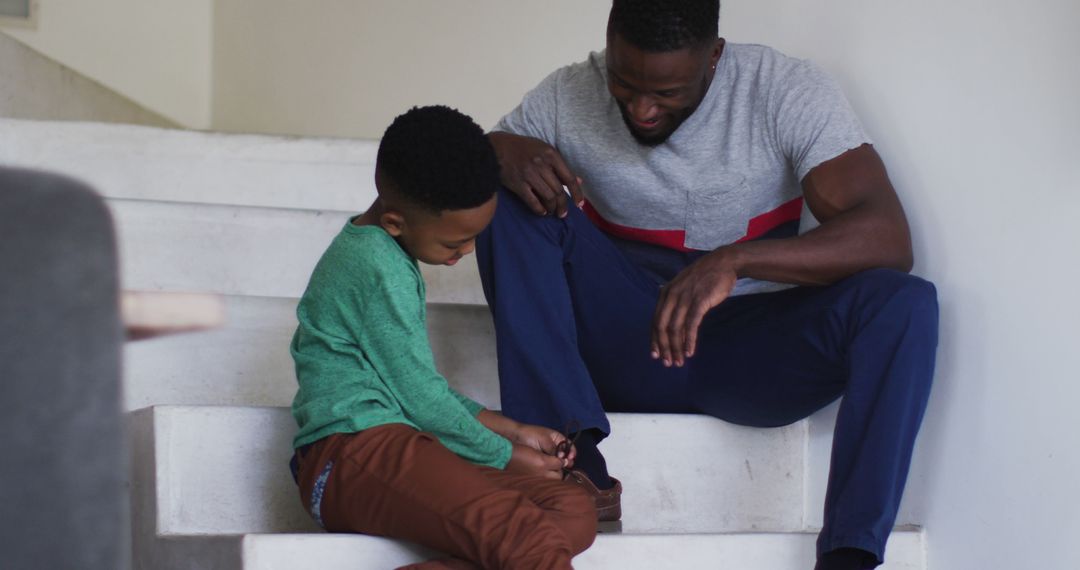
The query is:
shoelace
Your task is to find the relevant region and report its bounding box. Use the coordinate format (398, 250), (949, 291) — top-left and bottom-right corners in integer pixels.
(555, 420), (581, 480)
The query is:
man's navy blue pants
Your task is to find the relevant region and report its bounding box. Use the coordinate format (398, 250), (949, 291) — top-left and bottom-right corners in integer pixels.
(475, 189), (938, 563)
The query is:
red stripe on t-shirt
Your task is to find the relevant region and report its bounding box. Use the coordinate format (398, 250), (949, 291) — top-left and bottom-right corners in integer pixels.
(582, 201), (694, 252)
(735, 197), (804, 243)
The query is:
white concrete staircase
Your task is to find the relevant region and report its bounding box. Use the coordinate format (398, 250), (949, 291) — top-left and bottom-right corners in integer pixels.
(131, 406), (923, 569)
(0, 118), (926, 569)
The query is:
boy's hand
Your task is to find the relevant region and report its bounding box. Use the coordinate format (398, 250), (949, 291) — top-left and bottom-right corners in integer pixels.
(476, 410), (575, 471)
(514, 424), (576, 468)
(507, 444), (565, 480)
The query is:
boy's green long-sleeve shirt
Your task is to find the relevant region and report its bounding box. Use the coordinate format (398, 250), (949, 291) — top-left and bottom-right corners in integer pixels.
(290, 221), (512, 469)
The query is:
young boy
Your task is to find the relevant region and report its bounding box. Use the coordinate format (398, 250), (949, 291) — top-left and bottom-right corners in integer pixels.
(289, 106), (597, 570)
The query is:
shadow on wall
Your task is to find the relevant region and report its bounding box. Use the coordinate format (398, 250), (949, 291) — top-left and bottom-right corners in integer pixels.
(0, 31), (175, 127)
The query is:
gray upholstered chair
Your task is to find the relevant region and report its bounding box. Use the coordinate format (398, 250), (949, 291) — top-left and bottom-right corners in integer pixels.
(0, 167), (128, 570)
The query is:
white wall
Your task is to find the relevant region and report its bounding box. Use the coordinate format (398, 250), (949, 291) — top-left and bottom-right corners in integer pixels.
(718, 1), (1080, 568)
(211, 1), (612, 138)
(1, 0), (213, 128)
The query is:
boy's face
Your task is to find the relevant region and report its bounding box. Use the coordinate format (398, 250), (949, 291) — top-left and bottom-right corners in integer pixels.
(384, 194), (498, 266)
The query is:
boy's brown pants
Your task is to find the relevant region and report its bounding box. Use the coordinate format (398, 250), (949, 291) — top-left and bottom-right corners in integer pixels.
(295, 424), (597, 570)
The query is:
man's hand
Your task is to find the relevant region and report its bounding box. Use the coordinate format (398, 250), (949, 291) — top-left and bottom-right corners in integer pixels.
(513, 424), (576, 467)
(651, 249), (739, 367)
(651, 146), (914, 367)
(506, 444), (566, 480)
(488, 131), (584, 218)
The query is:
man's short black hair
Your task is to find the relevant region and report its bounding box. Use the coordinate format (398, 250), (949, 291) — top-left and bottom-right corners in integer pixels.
(608, 0), (719, 52)
(376, 105), (499, 213)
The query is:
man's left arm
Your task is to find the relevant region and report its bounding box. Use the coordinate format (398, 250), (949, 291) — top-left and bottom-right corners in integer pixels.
(650, 143), (913, 367)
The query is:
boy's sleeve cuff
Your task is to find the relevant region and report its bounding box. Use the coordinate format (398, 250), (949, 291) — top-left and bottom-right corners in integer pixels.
(491, 437), (512, 470)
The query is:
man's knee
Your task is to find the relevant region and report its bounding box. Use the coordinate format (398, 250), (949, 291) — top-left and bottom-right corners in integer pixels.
(847, 268), (938, 323)
(487, 186), (595, 241)
(491, 186), (547, 227)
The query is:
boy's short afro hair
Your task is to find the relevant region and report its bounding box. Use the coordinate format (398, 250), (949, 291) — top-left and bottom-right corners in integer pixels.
(608, 0), (719, 53)
(376, 105), (499, 213)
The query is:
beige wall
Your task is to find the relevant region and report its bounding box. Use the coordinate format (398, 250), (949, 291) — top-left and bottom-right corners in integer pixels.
(211, 1), (612, 138)
(0, 31), (174, 126)
(1, 0), (212, 128)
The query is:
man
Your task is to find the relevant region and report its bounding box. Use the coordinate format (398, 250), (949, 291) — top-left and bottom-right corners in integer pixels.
(476, 1), (938, 569)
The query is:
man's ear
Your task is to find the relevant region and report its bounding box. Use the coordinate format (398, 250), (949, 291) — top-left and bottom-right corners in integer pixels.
(380, 210), (407, 237)
(708, 38), (724, 69)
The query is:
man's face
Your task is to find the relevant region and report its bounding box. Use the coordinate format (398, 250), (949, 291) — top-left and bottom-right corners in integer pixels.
(605, 33), (722, 146)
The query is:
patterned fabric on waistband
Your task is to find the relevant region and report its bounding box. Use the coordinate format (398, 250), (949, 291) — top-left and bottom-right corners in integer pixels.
(310, 460), (334, 529)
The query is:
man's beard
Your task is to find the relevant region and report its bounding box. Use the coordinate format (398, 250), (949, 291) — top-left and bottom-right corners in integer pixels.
(616, 75), (710, 147)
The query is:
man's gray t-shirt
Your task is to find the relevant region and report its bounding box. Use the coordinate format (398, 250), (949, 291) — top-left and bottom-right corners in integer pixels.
(494, 43), (871, 295)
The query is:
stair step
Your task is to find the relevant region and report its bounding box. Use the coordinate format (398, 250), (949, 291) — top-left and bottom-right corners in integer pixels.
(123, 295), (920, 531)
(123, 295), (499, 411)
(142, 530), (924, 570)
(108, 198), (485, 304)
(131, 406), (806, 538)
(0, 118), (376, 212)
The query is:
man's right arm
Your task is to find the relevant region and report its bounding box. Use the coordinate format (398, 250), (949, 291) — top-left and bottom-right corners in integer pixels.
(488, 132), (583, 218)
(489, 67), (584, 218)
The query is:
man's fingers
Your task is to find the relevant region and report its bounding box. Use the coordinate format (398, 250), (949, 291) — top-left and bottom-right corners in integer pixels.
(547, 149), (576, 186)
(524, 170), (560, 215)
(667, 298), (690, 367)
(650, 287), (667, 360)
(536, 166), (570, 218)
(493, 134), (584, 217)
(567, 176), (586, 209)
(684, 302), (705, 358)
(652, 290), (678, 366)
(513, 183), (547, 215)
(549, 153), (584, 208)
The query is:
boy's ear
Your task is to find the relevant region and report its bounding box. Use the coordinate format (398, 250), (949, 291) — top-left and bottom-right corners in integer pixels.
(379, 210), (407, 237)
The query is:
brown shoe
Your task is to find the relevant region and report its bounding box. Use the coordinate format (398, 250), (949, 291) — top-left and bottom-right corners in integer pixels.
(564, 469), (622, 522)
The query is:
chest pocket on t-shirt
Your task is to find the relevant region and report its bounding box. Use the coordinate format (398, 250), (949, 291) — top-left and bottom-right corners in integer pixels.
(683, 172), (753, 251)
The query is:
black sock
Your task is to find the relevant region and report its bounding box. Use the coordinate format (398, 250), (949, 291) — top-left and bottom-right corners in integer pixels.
(569, 429), (614, 490)
(815, 548), (877, 570)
